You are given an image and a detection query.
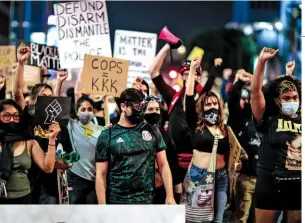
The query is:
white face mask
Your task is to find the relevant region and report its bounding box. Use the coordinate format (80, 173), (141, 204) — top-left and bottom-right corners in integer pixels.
(281, 102), (299, 116)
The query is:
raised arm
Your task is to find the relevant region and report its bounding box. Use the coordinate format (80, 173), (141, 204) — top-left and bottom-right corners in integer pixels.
(75, 69), (84, 103)
(31, 121), (61, 173)
(13, 46), (31, 110)
(149, 43), (171, 80)
(149, 44), (176, 105)
(251, 47), (278, 122)
(228, 70), (252, 117)
(184, 57), (201, 128)
(54, 70), (68, 96)
(201, 58), (223, 94)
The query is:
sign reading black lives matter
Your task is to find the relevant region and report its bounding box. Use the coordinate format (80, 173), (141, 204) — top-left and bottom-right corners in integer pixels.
(54, 0), (112, 68)
(114, 30), (157, 86)
(17, 41), (61, 70)
(34, 97), (71, 131)
(82, 54), (129, 97)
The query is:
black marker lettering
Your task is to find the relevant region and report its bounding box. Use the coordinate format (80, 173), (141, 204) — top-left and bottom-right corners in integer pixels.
(101, 60), (108, 70)
(101, 79), (109, 92)
(92, 78), (99, 90)
(117, 62), (123, 74)
(92, 59), (98, 69)
(109, 61), (116, 72)
(110, 79), (117, 93)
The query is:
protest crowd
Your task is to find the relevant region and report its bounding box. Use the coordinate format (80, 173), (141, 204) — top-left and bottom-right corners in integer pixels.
(0, 2), (301, 223)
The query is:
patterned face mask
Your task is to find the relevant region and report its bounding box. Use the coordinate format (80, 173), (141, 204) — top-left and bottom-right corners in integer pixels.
(204, 108), (220, 126)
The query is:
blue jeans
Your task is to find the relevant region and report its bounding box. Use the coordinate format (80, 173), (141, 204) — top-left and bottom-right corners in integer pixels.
(189, 164), (228, 223)
(67, 170), (97, 204)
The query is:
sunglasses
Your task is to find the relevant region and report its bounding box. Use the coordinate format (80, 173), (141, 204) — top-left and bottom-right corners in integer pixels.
(145, 95), (162, 103)
(125, 101), (146, 111)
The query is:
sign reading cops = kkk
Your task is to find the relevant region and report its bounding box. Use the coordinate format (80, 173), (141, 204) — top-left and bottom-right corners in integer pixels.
(54, 0), (112, 68)
(82, 54), (129, 97)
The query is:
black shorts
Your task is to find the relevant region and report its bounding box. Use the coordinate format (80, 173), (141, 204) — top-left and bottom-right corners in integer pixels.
(254, 165), (301, 210)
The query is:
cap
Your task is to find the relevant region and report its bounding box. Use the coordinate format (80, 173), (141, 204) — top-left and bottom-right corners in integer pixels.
(179, 60), (202, 76)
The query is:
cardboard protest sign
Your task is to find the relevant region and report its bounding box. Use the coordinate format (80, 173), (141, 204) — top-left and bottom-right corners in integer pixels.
(226, 126), (242, 205)
(17, 42), (61, 70)
(114, 30), (157, 86)
(0, 46), (16, 92)
(187, 46), (205, 60)
(82, 54), (129, 97)
(0, 46), (16, 76)
(34, 96), (71, 138)
(54, 0), (112, 68)
(23, 65), (41, 86)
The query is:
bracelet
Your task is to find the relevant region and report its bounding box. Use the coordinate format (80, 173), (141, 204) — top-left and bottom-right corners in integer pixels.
(49, 144), (56, 147)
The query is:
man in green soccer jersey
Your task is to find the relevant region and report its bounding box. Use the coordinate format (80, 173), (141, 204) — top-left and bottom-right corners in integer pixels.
(95, 88), (176, 204)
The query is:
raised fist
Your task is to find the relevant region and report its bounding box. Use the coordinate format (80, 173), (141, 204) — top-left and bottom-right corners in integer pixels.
(17, 43), (31, 64)
(259, 47), (278, 62)
(285, 60), (296, 76)
(214, 58), (223, 66)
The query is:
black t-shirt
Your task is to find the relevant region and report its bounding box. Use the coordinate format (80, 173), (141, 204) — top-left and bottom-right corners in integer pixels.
(95, 122), (166, 204)
(23, 106), (72, 197)
(228, 80), (261, 176)
(153, 75), (192, 155)
(255, 113), (301, 177)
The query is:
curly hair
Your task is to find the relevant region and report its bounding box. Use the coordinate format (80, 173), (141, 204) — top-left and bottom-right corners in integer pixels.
(263, 75), (301, 116)
(196, 91), (227, 136)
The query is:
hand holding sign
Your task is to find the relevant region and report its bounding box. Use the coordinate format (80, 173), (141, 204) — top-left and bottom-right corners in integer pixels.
(34, 97), (71, 139)
(48, 121), (61, 139)
(17, 43), (31, 65)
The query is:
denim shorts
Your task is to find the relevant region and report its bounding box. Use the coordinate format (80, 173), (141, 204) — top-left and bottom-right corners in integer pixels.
(189, 164), (228, 192)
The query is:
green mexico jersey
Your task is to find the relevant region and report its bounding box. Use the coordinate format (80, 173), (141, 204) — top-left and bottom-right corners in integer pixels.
(95, 122), (166, 204)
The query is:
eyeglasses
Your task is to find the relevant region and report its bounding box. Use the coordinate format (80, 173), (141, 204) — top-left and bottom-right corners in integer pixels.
(1, 113), (20, 121)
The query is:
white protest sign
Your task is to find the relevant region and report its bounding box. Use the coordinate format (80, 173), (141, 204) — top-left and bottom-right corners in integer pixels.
(54, 0), (112, 69)
(113, 30), (157, 86)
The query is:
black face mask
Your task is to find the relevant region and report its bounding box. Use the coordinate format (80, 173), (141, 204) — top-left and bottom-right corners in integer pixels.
(0, 122), (24, 134)
(204, 108), (220, 126)
(144, 113), (160, 125)
(126, 107), (144, 124)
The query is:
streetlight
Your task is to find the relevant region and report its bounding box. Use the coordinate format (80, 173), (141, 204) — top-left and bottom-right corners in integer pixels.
(275, 21), (283, 31)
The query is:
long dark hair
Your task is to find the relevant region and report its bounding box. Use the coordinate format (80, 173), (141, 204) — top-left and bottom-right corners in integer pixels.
(196, 91), (226, 136)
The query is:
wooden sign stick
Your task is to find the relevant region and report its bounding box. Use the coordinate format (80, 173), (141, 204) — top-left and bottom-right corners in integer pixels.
(103, 95), (110, 125)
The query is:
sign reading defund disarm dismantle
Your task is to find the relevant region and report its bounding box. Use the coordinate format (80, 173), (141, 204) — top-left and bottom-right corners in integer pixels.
(114, 30), (157, 86)
(82, 54), (129, 97)
(54, 0), (112, 68)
